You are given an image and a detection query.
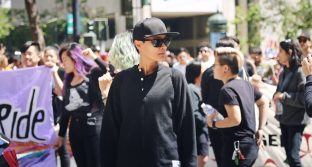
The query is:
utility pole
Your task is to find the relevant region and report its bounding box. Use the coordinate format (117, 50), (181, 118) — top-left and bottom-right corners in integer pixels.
(72, 0), (80, 42)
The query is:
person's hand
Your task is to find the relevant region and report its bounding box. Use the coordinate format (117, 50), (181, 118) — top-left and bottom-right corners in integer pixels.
(207, 111), (218, 128)
(273, 92), (283, 102)
(255, 129), (264, 148)
(98, 73), (113, 98)
(54, 136), (64, 149)
(302, 55), (312, 77)
(82, 48), (97, 60)
(44, 61), (58, 72)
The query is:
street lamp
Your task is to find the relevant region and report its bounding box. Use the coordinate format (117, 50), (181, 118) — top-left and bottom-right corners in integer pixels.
(207, 11), (227, 48)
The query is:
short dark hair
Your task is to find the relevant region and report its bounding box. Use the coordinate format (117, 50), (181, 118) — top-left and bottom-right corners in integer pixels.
(249, 47), (262, 55)
(20, 41), (41, 53)
(227, 36), (240, 45)
(216, 36), (239, 48)
(198, 42), (212, 50)
(177, 47), (190, 55)
(185, 61), (202, 84)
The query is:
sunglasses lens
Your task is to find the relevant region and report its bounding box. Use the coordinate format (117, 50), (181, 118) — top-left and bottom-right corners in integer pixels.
(164, 39), (171, 47)
(151, 39), (171, 47)
(153, 40), (162, 47)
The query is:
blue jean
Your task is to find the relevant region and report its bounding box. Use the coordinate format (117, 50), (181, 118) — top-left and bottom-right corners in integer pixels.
(280, 124), (306, 167)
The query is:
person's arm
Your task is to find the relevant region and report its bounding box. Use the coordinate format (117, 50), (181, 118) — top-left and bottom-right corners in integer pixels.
(172, 69), (197, 167)
(207, 104), (241, 128)
(54, 103), (70, 148)
(302, 56), (312, 115)
(98, 73), (113, 105)
(52, 67), (63, 96)
(58, 107), (70, 138)
(100, 72), (122, 167)
(45, 62), (63, 96)
(255, 96), (268, 146)
(305, 75), (312, 115)
(280, 70), (306, 108)
(190, 86), (207, 129)
(82, 48), (108, 73)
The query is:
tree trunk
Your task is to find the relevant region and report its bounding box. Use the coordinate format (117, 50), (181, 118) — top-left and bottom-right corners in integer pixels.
(25, 0), (45, 49)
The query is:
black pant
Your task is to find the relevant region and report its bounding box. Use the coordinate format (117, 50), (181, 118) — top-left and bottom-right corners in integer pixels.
(221, 136), (258, 167)
(280, 124), (305, 167)
(208, 127), (223, 167)
(69, 112), (102, 167)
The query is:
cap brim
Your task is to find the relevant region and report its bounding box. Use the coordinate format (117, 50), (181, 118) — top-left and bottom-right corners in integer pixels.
(144, 32), (180, 39)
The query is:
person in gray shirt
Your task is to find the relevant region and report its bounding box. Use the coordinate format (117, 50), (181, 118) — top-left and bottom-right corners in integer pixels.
(273, 39), (310, 167)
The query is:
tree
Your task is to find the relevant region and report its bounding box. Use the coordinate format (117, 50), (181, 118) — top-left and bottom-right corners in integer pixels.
(0, 9), (13, 39)
(264, 0), (312, 39)
(234, 0), (266, 49)
(25, 0), (45, 49)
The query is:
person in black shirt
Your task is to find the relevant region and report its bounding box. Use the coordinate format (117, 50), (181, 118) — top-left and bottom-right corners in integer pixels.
(100, 17), (197, 167)
(207, 47), (259, 167)
(201, 37), (267, 167)
(54, 43), (107, 167)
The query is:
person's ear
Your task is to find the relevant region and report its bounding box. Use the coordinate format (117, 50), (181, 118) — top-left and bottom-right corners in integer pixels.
(134, 40), (142, 49)
(224, 65), (229, 73)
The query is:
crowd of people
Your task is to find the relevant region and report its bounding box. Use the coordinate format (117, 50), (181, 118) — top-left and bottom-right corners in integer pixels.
(1, 17), (312, 167)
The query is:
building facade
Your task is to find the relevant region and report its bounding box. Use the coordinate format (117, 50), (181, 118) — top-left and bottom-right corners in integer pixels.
(11, 0), (236, 55)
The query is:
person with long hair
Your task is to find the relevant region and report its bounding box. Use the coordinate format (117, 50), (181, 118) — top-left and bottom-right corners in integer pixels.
(108, 31), (140, 71)
(273, 39), (310, 167)
(207, 47), (259, 167)
(98, 31), (139, 104)
(54, 43), (107, 167)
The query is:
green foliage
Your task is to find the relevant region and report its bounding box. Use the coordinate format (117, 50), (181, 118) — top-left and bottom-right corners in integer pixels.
(235, 0), (312, 48)
(3, 26), (32, 53)
(261, 0), (312, 39)
(42, 19), (67, 45)
(235, 1), (265, 49)
(0, 8), (13, 38)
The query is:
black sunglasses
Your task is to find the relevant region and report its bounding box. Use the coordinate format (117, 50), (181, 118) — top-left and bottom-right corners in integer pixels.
(145, 38), (172, 48)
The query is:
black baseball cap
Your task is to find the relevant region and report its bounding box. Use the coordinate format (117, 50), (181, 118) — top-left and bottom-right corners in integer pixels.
(133, 17), (180, 41)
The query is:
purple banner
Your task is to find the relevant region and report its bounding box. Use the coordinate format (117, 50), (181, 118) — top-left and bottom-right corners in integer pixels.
(0, 66), (57, 167)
